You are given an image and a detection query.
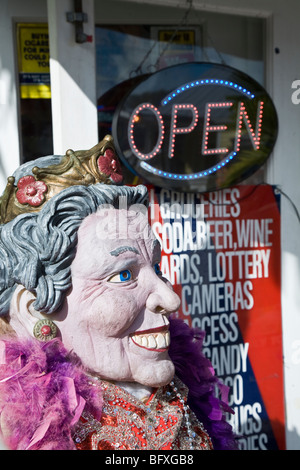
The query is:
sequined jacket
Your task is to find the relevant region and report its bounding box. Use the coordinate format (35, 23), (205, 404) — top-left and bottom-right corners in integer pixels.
(72, 376), (213, 450)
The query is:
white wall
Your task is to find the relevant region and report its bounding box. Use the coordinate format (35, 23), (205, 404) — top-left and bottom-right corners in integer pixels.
(0, 0), (48, 190)
(47, 0), (98, 154)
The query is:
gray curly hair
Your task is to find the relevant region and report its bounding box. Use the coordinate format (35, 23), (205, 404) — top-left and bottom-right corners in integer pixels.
(0, 183), (148, 316)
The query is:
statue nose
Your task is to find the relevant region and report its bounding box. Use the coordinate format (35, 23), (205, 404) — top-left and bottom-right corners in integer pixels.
(146, 280), (181, 315)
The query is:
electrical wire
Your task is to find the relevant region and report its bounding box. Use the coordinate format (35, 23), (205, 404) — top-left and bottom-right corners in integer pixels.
(203, 183), (300, 226)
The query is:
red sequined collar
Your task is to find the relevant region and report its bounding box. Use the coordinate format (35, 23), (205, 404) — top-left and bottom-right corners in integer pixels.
(72, 376), (213, 451)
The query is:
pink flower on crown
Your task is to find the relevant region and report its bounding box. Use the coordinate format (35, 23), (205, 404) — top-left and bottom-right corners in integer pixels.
(16, 175), (47, 207)
(97, 148), (123, 184)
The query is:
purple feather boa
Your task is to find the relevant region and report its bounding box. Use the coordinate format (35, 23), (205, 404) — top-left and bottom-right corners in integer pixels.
(0, 318), (238, 450)
(0, 338), (102, 450)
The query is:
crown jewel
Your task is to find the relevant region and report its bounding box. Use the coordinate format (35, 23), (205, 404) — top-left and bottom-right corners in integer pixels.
(0, 135), (123, 224)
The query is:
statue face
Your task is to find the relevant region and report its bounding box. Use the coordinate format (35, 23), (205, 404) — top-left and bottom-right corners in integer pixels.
(52, 207), (181, 388)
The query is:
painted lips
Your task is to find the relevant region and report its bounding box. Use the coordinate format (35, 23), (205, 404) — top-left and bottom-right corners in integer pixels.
(131, 327), (170, 351)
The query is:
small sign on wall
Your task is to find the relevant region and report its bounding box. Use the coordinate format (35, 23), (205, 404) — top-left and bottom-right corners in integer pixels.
(17, 23), (51, 99)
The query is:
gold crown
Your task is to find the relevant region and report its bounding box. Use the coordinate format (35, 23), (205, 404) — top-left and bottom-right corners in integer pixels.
(0, 135), (123, 224)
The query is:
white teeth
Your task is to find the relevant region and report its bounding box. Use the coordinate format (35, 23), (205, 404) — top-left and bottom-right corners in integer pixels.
(148, 335), (156, 348)
(134, 335), (143, 346)
(132, 331), (170, 350)
(156, 333), (165, 349)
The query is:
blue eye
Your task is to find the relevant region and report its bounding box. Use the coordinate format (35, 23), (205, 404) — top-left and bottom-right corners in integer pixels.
(119, 270), (132, 282)
(154, 263), (161, 275)
(108, 269), (132, 283)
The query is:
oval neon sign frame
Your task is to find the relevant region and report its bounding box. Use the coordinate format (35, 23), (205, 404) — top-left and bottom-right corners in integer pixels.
(112, 62), (278, 192)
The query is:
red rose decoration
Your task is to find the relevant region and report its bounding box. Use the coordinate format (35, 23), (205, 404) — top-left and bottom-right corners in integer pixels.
(16, 175), (47, 207)
(97, 149), (123, 184)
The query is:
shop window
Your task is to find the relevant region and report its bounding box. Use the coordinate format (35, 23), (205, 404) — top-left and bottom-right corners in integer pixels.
(16, 23), (53, 164)
(95, 13), (265, 146)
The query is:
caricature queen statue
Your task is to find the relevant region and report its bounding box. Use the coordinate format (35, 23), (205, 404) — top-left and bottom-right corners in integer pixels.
(0, 136), (237, 450)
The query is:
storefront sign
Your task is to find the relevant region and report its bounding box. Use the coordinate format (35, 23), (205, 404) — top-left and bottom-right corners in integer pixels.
(151, 26), (200, 69)
(148, 184), (285, 449)
(113, 63), (278, 192)
(17, 23), (50, 99)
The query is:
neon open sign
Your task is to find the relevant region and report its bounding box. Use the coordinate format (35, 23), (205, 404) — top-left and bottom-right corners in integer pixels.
(113, 63), (278, 192)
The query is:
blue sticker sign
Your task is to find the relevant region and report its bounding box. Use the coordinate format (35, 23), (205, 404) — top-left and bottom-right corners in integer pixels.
(112, 63), (278, 192)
